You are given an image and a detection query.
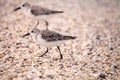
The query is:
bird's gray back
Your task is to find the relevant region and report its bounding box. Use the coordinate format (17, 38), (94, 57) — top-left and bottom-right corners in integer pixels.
(40, 30), (76, 42)
(31, 6), (52, 16)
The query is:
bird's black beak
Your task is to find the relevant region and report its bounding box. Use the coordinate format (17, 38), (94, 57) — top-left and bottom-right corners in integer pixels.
(22, 33), (30, 37)
(13, 7), (21, 11)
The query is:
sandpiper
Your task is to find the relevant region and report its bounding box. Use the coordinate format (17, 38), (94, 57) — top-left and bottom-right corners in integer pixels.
(22, 22), (76, 59)
(13, 2), (63, 29)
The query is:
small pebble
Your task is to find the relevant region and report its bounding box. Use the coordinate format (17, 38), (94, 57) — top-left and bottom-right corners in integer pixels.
(99, 73), (106, 79)
(110, 47), (114, 50)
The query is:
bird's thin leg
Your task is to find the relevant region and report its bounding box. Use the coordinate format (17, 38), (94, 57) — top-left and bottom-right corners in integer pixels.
(57, 46), (63, 59)
(40, 48), (49, 57)
(44, 20), (49, 30)
(32, 20), (39, 30)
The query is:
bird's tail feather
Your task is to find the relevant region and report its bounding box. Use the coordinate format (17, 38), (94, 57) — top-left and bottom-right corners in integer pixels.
(64, 36), (76, 40)
(50, 10), (63, 14)
(69, 36), (76, 39)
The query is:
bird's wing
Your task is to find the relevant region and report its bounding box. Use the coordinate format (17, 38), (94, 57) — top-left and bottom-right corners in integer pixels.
(31, 6), (50, 16)
(41, 30), (76, 42)
(31, 6), (63, 16)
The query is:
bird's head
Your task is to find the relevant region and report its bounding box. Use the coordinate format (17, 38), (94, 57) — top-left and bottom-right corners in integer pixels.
(13, 2), (31, 11)
(31, 28), (40, 35)
(22, 28), (40, 37)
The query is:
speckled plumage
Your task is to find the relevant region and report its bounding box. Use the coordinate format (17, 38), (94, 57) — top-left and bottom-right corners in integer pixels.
(31, 28), (76, 42)
(40, 30), (76, 42)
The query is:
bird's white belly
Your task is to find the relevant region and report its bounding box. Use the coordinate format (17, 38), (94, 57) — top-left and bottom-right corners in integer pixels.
(22, 9), (35, 19)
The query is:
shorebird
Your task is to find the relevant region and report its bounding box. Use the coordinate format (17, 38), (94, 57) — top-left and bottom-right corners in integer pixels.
(13, 2), (64, 29)
(22, 22), (76, 59)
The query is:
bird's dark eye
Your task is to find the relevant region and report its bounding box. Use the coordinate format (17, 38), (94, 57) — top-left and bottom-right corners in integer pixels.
(31, 31), (34, 33)
(22, 4), (25, 7)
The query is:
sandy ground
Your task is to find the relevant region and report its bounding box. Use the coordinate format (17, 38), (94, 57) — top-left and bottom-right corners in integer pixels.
(0, 0), (120, 80)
